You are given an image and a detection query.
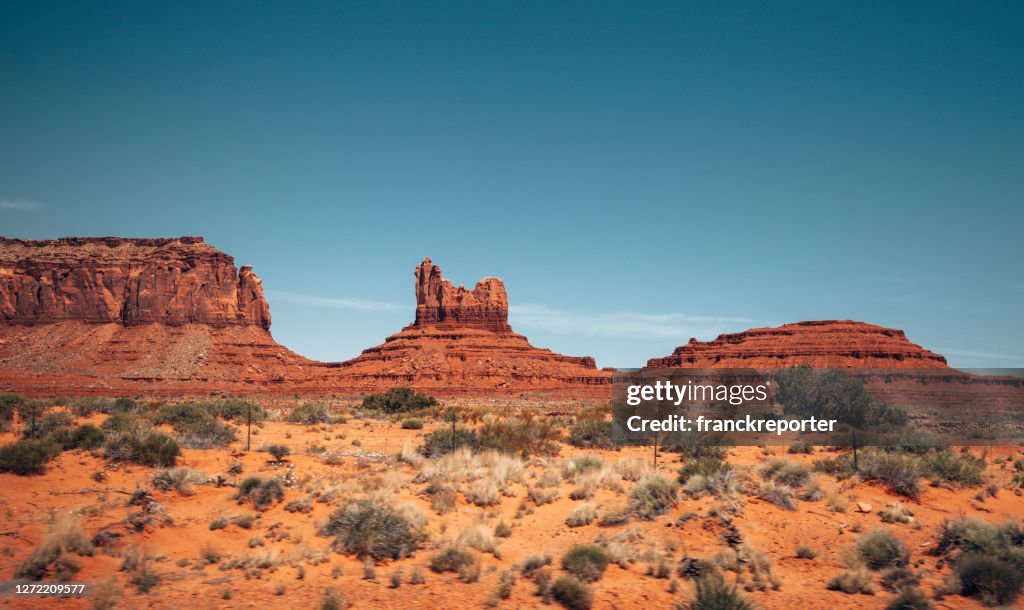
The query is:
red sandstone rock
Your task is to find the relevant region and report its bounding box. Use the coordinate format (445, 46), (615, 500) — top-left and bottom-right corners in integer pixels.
(336, 258), (607, 392)
(0, 237), (271, 329)
(646, 320), (948, 369)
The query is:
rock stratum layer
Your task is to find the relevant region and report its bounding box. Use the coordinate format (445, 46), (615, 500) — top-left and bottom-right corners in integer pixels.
(646, 320), (949, 369)
(0, 239), (608, 396)
(332, 258), (609, 392)
(0, 237), (271, 329)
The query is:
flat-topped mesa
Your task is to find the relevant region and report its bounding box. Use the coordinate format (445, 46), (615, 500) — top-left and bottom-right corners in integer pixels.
(647, 320), (949, 369)
(0, 236), (271, 330)
(412, 258), (511, 332)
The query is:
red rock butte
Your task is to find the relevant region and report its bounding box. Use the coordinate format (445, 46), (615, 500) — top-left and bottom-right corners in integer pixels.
(331, 258), (610, 393)
(0, 239), (609, 396)
(646, 320), (949, 369)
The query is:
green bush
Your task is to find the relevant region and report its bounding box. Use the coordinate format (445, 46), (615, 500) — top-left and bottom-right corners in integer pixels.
(0, 438), (62, 475)
(48, 424), (106, 451)
(856, 530), (908, 570)
(954, 553), (1024, 606)
(200, 399), (264, 423)
(362, 387), (438, 413)
(685, 573), (755, 610)
(105, 428), (180, 467)
(561, 544), (610, 582)
(284, 402), (332, 424)
(151, 403), (211, 428)
(567, 419), (616, 450)
(321, 499), (424, 561)
(23, 410), (75, 439)
(921, 449), (985, 487)
(630, 476), (677, 519)
(111, 397), (141, 414)
(69, 397), (111, 417)
(175, 418), (237, 449)
(551, 575), (593, 610)
(236, 476), (285, 511)
(0, 393), (27, 429)
(420, 426), (478, 457)
(268, 444), (290, 461)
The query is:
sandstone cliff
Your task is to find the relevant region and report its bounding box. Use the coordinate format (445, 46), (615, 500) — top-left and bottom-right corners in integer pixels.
(0, 237), (271, 329)
(646, 320), (949, 369)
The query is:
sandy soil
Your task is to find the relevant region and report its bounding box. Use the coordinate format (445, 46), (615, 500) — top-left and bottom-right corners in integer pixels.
(1, 408), (1021, 610)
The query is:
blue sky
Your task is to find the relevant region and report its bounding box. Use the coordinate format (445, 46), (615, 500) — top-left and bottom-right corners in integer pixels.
(2, 2), (1021, 368)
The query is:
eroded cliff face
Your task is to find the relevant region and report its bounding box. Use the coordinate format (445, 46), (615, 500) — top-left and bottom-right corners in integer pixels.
(0, 237), (271, 329)
(646, 320), (949, 369)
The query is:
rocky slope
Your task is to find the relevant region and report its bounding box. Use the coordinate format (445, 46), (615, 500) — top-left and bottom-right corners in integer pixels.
(332, 258), (610, 392)
(646, 320), (949, 369)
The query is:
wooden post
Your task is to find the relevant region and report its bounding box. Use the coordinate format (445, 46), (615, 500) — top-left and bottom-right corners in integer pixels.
(246, 403), (252, 452)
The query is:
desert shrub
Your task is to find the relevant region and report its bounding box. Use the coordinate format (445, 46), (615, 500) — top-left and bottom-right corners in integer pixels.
(788, 441), (814, 454)
(528, 485), (561, 505)
(362, 387), (438, 413)
(879, 565), (920, 591)
(23, 410), (75, 439)
(672, 442), (729, 461)
(105, 427), (180, 467)
(567, 418), (616, 450)
(954, 553), (1024, 606)
(880, 502), (914, 524)
(478, 415), (562, 457)
(284, 402), (332, 424)
(200, 398), (264, 423)
(285, 497), (313, 513)
(402, 417), (424, 430)
(758, 481), (797, 510)
(520, 554), (552, 577)
(551, 575), (593, 610)
(922, 449), (985, 487)
(773, 366), (874, 426)
(175, 417), (237, 449)
(856, 450), (923, 499)
(153, 467), (208, 495)
(599, 505), (632, 526)
(0, 438), (62, 474)
(710, 545), (780, 592)
(885, 586), (932, 610)
(321, 499), (425, 560)
(684, 573), (755, 610)
(15, 515), (94, 580)
(430, 546), (476, 573)
(420, 426), (479, 457)
(760, 459), (813, 487)
(48, 424), (106, 451)
(562, 544), (610, 582)
(827, 567), (875, 594)
(320, 587), (345, 610)
(268, 444), (290, 461)
(795, 545), (817, 559)
(151, 403), (210, 428)
(236, 476), (285, 511)
(111, 397), (141, 414)
(630, 476), (677, 518)
(678, 456), (730, 484)
(0, 393), (27, 429)
(209, 518), (227, 531)
(857, 530), (908, 570)
(101, 412), (148, 434)
(566, 503), (598, 528)
(456, 523), (499, 554)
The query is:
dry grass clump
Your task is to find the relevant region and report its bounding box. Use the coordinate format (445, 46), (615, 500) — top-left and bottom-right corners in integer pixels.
(827, 566), (875, 594)
(418, 448), (525, 504)
(15, 514), (94, 580)
(711, 545), (781, 591)
(879, 502), (914, 524)
(455, 522), (500, 555)
(152, 467), (208, 495)
(566, 502), (598, 527)
(630, 476), (677, 519)
(528, 485), (561, 505)
(614, 457), (650, 482)
(856, 529), (909, 570)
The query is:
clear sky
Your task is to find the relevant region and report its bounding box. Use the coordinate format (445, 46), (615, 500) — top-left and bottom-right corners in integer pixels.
(2, 2), (1021, 368)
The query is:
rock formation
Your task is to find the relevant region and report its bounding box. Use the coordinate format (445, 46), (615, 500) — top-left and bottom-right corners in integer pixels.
(646, 320), (949, 369)
(0, 242), (609, 396)
(0, 237), (271, 329)
(334, 258), (609, 392)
